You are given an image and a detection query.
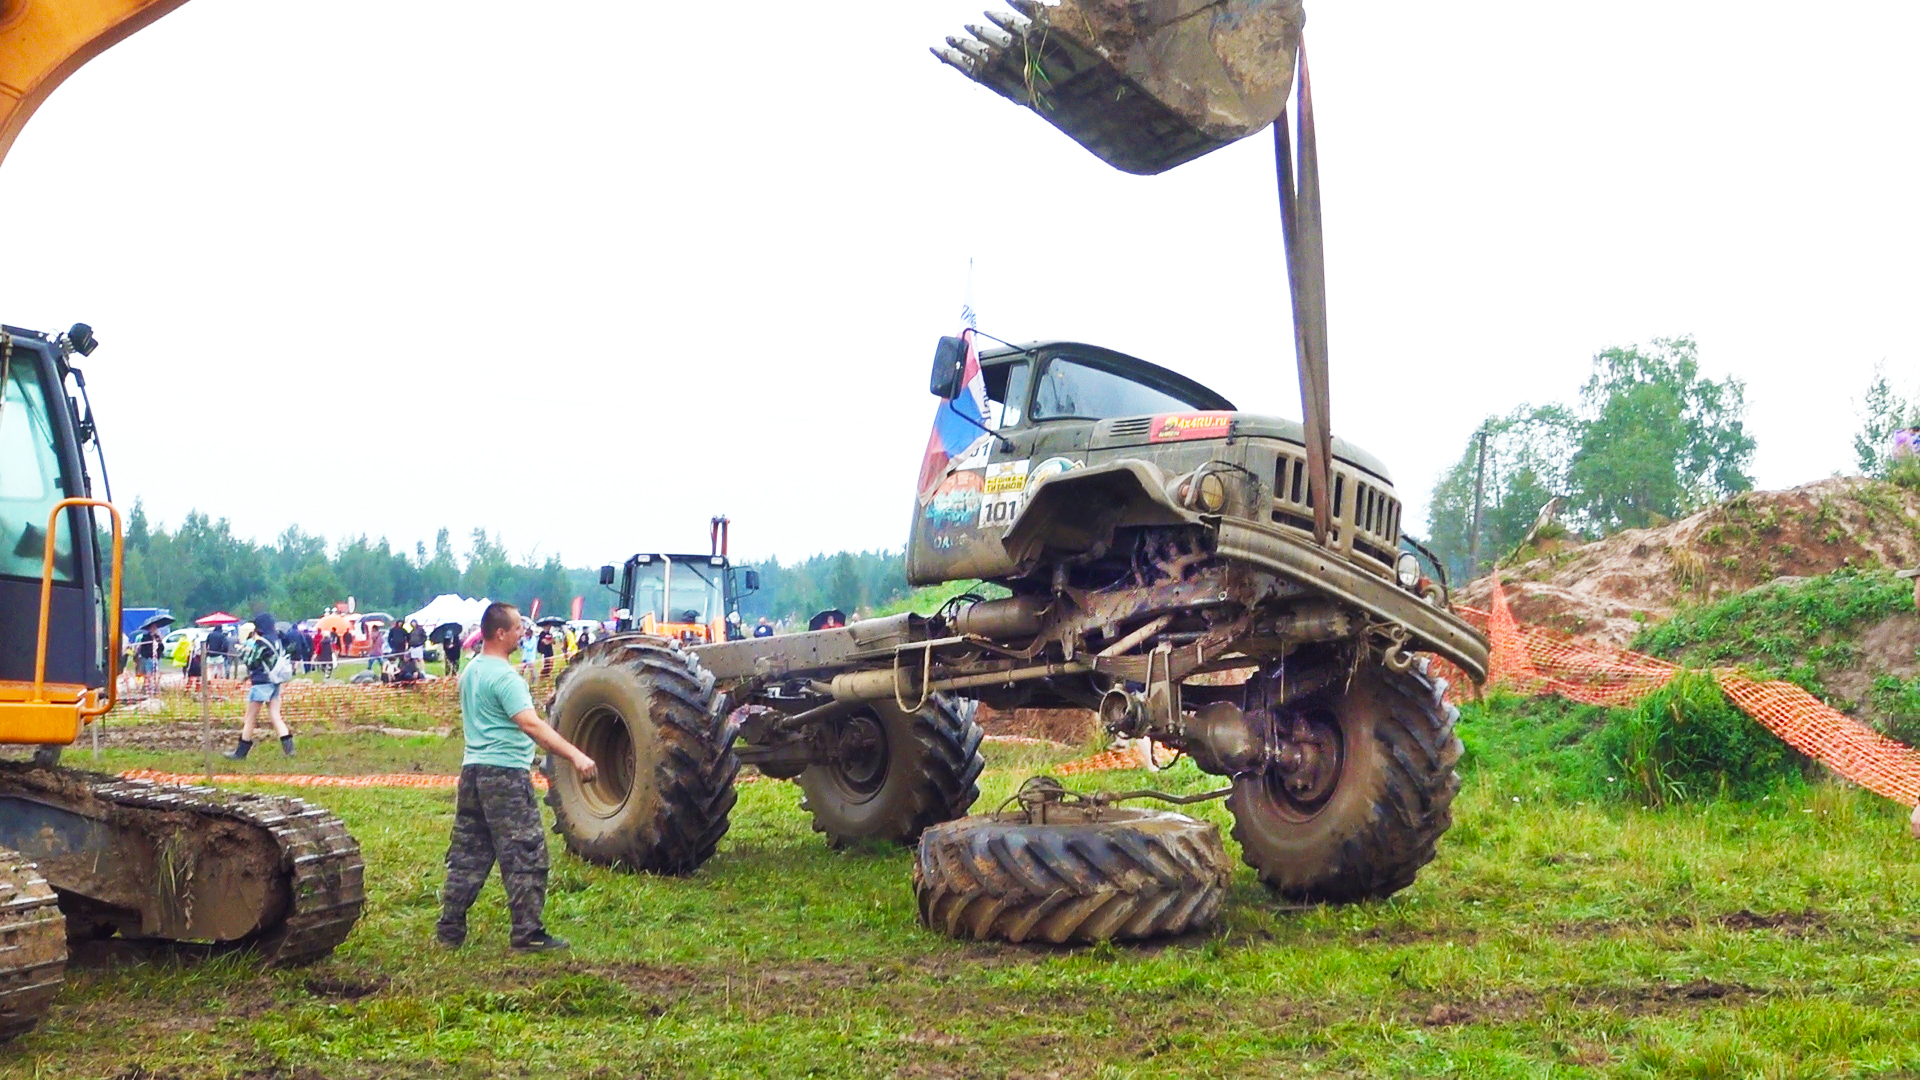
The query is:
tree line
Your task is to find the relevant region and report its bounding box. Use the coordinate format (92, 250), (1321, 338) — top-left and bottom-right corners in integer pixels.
(1421, 336), (1920, 585)
(117, 502), (913, 628)
(1422, 336), (1757, 583)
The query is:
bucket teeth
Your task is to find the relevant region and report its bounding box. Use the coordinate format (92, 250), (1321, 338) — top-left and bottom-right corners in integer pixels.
(930, 46), (976, 76)
(963, 22), (1015, 51)
(947, 35), (996, 66)
(929, 0), (1305, 175)
(982, 9), (1032, 37)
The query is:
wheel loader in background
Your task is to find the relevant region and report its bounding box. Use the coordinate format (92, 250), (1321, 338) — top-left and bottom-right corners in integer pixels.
(544, 0), (1490, 943)
(0, 323), (365, 1040)
(603, 517), (761, 644)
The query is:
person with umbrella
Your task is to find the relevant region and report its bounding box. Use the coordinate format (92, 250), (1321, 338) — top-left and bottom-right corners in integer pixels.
(135, 615), (170, 696)
(435, 622), (465, 676)
(226, 612), (294, 760)
(204, 622), (229, 679)
(534, 616), (563, 677)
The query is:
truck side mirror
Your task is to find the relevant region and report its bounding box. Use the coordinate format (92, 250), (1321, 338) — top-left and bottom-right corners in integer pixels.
(929, 335), (967, 399)
(598, 564), (616, 586)
(743, 569), (761, 592)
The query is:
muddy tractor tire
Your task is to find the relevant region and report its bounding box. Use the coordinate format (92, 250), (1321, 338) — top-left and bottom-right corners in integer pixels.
(914, 806), (1232, 944)
(1228, 657), (1461, 903)
(546, 639), (739, 875)
(798, 694), (984, 848)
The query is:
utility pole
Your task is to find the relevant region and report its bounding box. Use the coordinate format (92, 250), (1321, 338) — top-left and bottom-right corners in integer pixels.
(1467, 427), (1489, 578)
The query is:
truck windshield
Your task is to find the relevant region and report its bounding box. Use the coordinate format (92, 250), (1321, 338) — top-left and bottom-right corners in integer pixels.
(631, 558), (724, 624)
(0, 357), (74, 582)
(1030, 355), (1204, 421)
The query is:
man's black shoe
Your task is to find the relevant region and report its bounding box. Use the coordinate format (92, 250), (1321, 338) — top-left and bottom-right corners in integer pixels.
(510, 932), (569, 953)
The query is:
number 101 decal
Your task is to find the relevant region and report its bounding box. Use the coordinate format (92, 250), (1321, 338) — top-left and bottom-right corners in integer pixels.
(979, 459), (1030, 530)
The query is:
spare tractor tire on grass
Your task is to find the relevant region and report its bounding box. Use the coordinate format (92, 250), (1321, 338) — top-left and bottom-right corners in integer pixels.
(914, 805), (1231, 944)
(1228, 656), (1461, 903)
(545, 638), (739, 875)
(798, 693), (983, 848)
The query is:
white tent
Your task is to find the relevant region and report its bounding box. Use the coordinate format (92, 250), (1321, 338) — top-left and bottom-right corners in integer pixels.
(406, 594), (489, 629)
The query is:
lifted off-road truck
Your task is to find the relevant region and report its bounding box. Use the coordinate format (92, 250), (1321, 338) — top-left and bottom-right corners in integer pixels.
(546, 337), (1488, 901)
(545, 0), (1490, 934)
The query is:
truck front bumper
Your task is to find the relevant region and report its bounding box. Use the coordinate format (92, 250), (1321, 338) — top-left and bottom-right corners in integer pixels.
(1216, 519), (1489, 684)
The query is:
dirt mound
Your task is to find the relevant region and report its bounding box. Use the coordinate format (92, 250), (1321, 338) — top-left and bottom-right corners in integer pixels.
(1458, 477), (1920, 648)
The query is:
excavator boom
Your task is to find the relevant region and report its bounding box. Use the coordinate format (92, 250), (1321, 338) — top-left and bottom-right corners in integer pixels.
(0, 0), (190, 167)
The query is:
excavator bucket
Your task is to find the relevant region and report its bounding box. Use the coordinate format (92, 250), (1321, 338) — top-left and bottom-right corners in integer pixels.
(933, 0), (1305, 175)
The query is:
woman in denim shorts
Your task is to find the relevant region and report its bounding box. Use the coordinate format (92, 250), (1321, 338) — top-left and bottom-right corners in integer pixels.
(225, 612), (295, 759)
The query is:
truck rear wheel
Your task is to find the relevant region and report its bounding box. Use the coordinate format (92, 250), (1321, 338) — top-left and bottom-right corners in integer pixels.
(798, 694), (983, 848)
(1227, 657), (1460, 902)
(546, 640), (739, 875)
(915, 805), (1231, 944)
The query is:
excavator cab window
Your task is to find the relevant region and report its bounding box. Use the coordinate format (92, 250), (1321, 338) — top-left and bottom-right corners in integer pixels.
(0, 353), (75, 582)
(1031, 354), (1201, 423)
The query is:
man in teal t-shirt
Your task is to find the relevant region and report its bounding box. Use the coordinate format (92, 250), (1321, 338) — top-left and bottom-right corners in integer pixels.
(437, 602), (598, 952)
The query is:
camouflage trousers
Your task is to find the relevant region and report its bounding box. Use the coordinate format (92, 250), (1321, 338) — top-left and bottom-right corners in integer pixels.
(438, 765), (551, 945)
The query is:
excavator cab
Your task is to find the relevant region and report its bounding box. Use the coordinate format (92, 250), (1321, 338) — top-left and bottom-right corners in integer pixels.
(0, 324), (121, 745)
(934, 0), (1305, 175)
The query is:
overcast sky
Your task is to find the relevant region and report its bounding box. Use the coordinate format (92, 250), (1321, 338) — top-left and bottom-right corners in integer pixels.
(2, 1), (1915, 567)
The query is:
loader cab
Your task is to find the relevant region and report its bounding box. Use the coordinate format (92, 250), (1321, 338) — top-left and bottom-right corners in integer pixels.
(608, 553), (760, 644)
(0, 325), (112, 727)
(907, 340), (1233, 584)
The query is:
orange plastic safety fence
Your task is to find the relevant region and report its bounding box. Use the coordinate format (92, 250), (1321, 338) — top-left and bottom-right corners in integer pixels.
(125, 656), (592, 729)
(118, 768), (772, 791)
(1477, 577), (1920, 807)
(1713, 673), (1920, 806)
(116, 768), (526, 789)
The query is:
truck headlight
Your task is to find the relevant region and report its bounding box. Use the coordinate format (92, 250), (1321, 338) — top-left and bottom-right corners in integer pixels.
(1395, 552), (1421, 590)
(1194, 471), (1227, 513)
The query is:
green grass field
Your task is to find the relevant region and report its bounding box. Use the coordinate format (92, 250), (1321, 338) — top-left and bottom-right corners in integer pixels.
(10, 699), (1920, 1079)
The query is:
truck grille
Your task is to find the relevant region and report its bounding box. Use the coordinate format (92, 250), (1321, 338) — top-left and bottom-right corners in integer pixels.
(1271, 452), (1401, 571)
(1107, 417), (1154, 439)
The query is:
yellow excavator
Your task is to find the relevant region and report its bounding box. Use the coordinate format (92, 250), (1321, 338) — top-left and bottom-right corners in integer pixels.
(0, 0), (362, 1041)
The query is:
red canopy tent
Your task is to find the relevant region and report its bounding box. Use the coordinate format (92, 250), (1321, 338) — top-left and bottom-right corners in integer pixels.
(194, 611), (239, 626)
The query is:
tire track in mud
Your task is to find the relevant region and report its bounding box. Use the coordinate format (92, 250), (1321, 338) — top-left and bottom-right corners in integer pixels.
(1334, 908), (1833, 947)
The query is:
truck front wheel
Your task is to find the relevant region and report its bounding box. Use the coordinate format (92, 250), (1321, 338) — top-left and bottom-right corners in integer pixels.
(545, 639), (739, 875)
(1227, 657), (1461, 902)
(798, 694), (984, 848)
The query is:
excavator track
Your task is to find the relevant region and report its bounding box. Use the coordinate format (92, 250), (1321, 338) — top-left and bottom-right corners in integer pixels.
(0, 849), (65, 1042)
(85, 775), (366, 964)
(0, 765), (364, 966)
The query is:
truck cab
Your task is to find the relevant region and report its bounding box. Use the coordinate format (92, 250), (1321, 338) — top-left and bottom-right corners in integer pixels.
(907, 340), (1414, 595)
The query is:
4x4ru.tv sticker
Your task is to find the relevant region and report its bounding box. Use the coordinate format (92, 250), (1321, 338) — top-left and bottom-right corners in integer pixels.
(1150, 412), (1232, 442)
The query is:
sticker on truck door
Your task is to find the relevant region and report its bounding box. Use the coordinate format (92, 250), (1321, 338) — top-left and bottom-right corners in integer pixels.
(978, 458), (1030, 529)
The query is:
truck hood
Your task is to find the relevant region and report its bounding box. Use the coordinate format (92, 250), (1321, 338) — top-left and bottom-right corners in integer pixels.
(1087, 411), (1395, 485)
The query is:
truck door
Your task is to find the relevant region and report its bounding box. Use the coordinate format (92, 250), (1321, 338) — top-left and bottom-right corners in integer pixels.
(908, 357), (1033, 583)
